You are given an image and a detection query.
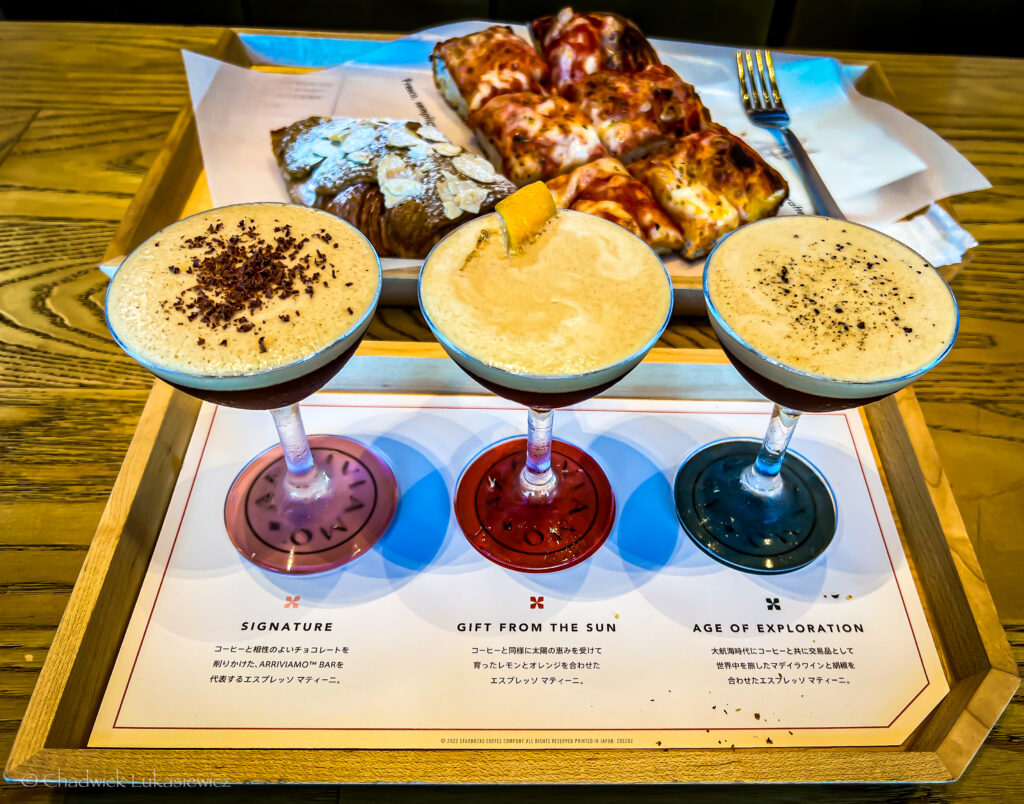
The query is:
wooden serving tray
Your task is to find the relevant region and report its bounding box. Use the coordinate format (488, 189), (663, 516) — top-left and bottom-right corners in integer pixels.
(97, 27), (967, 313)
(5, 343), (1016, 784)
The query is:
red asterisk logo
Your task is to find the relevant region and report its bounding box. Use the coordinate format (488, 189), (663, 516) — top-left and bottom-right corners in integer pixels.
(284, 596), (300, 608)
(530, 596), (544, 609)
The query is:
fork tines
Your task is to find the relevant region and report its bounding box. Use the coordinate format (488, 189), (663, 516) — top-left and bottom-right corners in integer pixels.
(736, 49), (783, 112)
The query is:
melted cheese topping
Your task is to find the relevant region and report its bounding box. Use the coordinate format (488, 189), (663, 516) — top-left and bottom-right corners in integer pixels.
(471, 93), (606, 185)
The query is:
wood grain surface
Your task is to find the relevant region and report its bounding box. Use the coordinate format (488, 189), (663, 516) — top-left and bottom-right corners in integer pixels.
(0, 20), (1021, 801)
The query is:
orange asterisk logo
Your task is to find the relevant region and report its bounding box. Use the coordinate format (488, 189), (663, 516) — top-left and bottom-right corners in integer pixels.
(284, 596), (300, 608)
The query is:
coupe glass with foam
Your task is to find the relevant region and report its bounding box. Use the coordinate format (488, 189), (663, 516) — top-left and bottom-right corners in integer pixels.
(675, 215), (959, 574)
(419, 209), (673, 572)
(105, 202), (397, 574)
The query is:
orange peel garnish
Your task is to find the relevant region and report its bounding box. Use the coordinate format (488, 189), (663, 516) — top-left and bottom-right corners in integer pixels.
(495, 181), (557, 255)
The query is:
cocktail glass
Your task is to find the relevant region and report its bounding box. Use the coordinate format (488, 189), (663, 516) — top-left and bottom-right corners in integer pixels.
(105, 203), (397, 574)
(419, 211), (673, 573)
(675, 216), (959, 574)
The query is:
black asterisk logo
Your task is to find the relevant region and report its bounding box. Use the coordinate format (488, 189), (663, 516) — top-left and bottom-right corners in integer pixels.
(766, 598), (781, 611)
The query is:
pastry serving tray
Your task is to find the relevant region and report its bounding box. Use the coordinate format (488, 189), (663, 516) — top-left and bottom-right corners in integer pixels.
(96, 27), (967, 312)
(5, 343), (1016, 784)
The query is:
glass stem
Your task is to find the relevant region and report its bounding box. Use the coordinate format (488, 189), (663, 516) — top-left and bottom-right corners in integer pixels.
(740, 404), (801, 498)
(270, 404), (330, 501)
(520, 407), (558, 501)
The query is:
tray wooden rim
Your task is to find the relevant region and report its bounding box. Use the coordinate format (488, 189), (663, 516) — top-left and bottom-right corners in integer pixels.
(5, 343), (1017, 785)
(97, 27), (970, 314)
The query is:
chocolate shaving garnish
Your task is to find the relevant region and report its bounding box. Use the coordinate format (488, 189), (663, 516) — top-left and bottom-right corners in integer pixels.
(163, 217), (335, 336)
(259, 336), (267, 353)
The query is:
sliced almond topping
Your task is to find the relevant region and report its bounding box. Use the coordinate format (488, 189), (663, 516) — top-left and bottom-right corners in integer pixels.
(334, 125), (377, 153)
(325, 123), (355, 142)
(387, 126), (425, 148)
(417, 125), (449, 142)
(453, 153), (498, 183)
(378, 153), (410, 182)
(432, 142), (462, 157)
(383, 178), (422, 196)
(456, 186), (489, 215)
(311, 140), (339, 159)
(407, 144), (432, 161)
(378, 154), (422, 208)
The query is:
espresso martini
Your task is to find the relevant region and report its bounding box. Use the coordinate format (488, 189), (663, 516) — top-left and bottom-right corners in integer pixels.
(420, 206), (672, 572)
(676, 215), (958, 574)
(420, 209), (671, 405)
(106, 203), (396, 575)
(706, 215), (958, 411)
(106, 203), (379, 409)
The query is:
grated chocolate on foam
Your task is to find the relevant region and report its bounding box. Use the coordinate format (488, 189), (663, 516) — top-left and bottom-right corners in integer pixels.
(106, 204), (379, 376)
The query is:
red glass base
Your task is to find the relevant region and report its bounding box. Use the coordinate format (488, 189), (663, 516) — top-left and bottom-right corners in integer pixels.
(455, 438), (615, 573)
(224, 435), (398, 574)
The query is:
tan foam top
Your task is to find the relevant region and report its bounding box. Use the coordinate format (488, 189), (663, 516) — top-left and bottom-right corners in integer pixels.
(707, 216), (957, 382)
(420, 211), (671, 376)
(106, 204), (379, 376)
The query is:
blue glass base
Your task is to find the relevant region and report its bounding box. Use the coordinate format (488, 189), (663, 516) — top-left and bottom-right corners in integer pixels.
(674, 439), (837, 574)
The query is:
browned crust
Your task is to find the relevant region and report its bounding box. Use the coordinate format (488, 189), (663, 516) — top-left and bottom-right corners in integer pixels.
(529, 9), (660, 92)
(430, 25), (549, 117)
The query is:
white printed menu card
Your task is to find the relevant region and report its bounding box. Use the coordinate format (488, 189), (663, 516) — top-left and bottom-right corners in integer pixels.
(91, 394), (947, 749)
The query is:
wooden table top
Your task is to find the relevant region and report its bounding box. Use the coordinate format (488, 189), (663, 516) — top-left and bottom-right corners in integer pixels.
(0, 20), (1020, 802)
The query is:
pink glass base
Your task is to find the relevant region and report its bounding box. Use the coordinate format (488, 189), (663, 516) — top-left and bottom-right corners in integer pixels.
(455, 438), (616, 573)
(224, 435), (398, 574)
